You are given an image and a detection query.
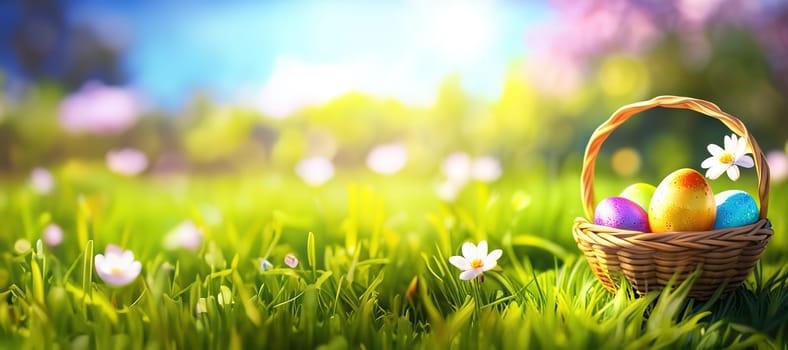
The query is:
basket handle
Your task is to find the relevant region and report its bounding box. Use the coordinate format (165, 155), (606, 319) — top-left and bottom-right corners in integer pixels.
(581, 95), (770, 220)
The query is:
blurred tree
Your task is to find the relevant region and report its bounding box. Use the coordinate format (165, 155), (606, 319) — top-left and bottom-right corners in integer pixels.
(9, 0), (67, 80)
(8, 0), (125, 89)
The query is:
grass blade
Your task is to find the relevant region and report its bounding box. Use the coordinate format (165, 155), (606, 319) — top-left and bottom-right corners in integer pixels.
(82, 240), (94, 299)
(308, 231), (317, 277)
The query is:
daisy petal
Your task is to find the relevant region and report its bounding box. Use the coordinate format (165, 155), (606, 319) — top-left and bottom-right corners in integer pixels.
(701, 156), (718, 169)
(449, 256), (471, 270)
(94, 254), (106, 273)
(706, 163), (729, 180)
(461, 242), (476, 260)
(105, 244), (123, 255)
(486, 249), (502, 263)
(707, 144), (724, 157)
(127, 261), (142, 278)
(459, 269), (481, 280)
(736, 135), (748, 156)
(121, 251), (135, 263)
(726, 165), (740, 181)
(724, 134), (734, 151)
(483, 249), (503, 271)
(735, 155), (754, 168)
(477, 240), (488, 258)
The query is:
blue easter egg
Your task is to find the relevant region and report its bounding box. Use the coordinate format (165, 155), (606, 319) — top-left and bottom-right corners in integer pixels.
(713, 190), (759, 229)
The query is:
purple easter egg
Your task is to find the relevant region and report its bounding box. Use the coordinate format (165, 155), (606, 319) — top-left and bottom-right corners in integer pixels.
(594, 196), (651, 232)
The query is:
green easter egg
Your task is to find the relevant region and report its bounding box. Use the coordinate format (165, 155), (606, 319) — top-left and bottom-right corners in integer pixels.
(620, 183), (656, 212)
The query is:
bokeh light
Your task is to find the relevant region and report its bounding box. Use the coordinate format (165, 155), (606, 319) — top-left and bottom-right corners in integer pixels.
(611, 147), (642, 177)
(367, 143), (408, 175)
(295, 156), (335, 187)
(767, 150), (788, 184)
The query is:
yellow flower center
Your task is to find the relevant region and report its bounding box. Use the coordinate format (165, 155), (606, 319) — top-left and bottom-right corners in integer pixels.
(470, 259), (483, 269)
(111, 267), (123, 274)
(719, 152), (734, 164)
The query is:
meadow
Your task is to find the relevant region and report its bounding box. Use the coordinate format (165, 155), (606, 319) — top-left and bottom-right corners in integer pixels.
(2, 3), (788, 347)
(1, 161), (786, 349)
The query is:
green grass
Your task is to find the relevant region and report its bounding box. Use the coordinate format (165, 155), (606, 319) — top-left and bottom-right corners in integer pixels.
(1, 169), (786, 349)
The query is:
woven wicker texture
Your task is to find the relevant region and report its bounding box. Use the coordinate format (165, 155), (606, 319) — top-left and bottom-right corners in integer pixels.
(572, 95), (773, 299)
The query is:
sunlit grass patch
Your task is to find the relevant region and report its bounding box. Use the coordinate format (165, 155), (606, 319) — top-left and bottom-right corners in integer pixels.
(0, 171), (786, 349)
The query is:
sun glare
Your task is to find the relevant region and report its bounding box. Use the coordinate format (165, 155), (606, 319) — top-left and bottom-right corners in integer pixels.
(427, 2), (494, 65)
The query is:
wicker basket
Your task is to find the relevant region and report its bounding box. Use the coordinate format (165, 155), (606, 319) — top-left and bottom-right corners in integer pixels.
(572, 95), (773, 300)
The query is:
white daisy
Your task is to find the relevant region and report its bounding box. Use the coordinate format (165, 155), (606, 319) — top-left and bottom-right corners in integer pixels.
(448, 240), (502, 281)
(94, 244), (142, 287)
(701, 134), (754, 181)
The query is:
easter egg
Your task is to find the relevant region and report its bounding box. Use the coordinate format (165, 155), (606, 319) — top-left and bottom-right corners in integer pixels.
(594, 196), (650, 232)
(649, 168), (716, 232)
(713, 190), (759, 229)
(620, 183), (656, 212)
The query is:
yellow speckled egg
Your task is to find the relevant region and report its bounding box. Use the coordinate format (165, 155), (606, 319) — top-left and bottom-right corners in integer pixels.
(649, 168), (716, 232)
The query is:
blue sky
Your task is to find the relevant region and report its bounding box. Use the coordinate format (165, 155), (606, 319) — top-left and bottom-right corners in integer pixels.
(4, 1), (548, 110)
